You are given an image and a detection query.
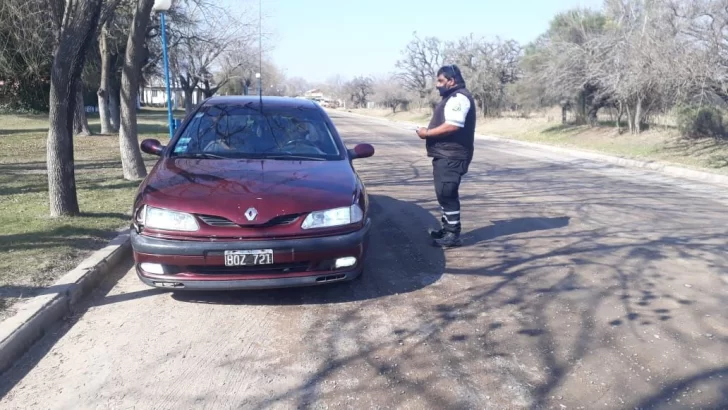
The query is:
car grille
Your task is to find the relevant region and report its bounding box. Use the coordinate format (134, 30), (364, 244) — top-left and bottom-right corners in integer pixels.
(197, 214), (301, 228)
(198, 215), (238, 227)
(186, 262), (310, 275)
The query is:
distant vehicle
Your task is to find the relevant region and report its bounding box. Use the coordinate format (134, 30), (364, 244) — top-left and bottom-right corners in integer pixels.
(132, 96), (375, 290)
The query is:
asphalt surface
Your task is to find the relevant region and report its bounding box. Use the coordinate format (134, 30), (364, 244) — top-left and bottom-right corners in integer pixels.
(1, 112), (727, 409)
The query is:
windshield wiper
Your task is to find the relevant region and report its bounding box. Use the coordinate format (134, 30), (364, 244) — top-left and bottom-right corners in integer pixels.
(173, 153), (228, 159)
(261, 154), (326, 161)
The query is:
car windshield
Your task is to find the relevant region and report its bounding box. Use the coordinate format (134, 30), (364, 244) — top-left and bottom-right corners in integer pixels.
(170, 103), (341, 160)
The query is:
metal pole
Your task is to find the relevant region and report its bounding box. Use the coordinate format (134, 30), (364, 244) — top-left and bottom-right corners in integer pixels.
(258, 0), (262, 100)
(160, 12), (174, 139)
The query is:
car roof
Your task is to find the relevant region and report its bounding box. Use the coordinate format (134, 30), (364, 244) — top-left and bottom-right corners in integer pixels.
(201, 95), (319, 110)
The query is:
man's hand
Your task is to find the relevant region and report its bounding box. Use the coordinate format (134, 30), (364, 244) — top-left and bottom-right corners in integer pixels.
(419, 123), (460, 139)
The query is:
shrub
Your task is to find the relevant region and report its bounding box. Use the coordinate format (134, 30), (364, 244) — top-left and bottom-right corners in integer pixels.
(676, 105), (726, 140)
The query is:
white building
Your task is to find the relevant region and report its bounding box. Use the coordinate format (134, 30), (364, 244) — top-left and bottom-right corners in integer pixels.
(140, 77), (204, 109)
(302, 89), (343, 108)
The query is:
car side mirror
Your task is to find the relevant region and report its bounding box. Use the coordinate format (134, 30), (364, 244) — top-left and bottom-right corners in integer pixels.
(141, 138), (165, 156)
(348, 143), (374, 160)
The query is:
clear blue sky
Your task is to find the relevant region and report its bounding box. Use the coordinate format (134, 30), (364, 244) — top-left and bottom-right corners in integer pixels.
(259, 0), (603, 83)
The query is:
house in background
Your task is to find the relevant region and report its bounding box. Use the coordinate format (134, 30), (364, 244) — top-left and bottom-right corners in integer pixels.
(140, 76), (204, 109)
(303, 89), (325, 101)
(302, 89), (343, 108)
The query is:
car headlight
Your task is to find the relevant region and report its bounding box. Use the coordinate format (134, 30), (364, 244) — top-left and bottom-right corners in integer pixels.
(137, 205), (199, 232)
(301, 205), (363, 229)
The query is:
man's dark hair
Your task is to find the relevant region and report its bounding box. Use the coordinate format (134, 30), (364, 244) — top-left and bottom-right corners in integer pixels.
(437, 64), (466, 86)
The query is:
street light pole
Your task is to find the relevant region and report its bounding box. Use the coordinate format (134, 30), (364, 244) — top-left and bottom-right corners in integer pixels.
(153, 0), (174, 139)
(256, 0), (262, 104)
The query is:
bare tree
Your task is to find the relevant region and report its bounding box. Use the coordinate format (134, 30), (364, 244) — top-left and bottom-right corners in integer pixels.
(172, 37), (204, 113)
(523, 8), (609, 125)
(118, 0), (154, 181)
(0, 0), (55, 110)
(71, 0), (125, 137)
(371, 0), (728, 136)
(372, 75), (411, 113)
(97, 20), (116, 134)
(590, 0), (714, 133)
(73, 82), (93, 135)
(395, 32), (444, 100)
(198, 73), (222, 99)
(322, 74), (346, 101)
(285, 76), (310, 96)
(664, 0), (728, 103)
(171, 10), (256, 112)
(345, 76), (374, 108)
(46, 0), (105, 216)
(96, 0), (128, 134)
(114, 0), (227, 179)
(210, 46), (249, 95)
(446, 35), (522, 117)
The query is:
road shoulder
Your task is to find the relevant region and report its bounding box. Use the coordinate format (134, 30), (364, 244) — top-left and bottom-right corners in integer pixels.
(0, 230), (131, 375)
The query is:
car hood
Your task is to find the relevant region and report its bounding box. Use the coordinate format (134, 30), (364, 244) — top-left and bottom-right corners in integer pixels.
(139, 158), (359, 225)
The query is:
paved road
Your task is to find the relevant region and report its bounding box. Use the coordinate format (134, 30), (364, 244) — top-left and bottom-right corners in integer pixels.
(2, 112), (727, 409)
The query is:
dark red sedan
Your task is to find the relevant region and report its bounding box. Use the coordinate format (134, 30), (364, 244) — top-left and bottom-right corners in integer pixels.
(131, 96), (374, 290)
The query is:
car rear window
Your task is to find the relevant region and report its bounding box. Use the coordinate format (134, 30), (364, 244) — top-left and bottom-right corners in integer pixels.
(171, 103), (342, 160)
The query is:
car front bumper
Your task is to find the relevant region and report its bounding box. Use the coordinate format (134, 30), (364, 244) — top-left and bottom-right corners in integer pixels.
(130, 219), (370, 290)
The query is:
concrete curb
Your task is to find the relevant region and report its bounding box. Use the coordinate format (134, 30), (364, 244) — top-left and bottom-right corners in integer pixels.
(333, 109), (728, 187)
(0, 230), (131, 374)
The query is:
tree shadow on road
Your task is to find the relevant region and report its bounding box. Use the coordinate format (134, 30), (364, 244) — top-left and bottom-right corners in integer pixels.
(462, 216), (571, 246)
(226, 156), (728, 409)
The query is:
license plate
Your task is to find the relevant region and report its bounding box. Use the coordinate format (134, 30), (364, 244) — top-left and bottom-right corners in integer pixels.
(224, 249), (274, 266)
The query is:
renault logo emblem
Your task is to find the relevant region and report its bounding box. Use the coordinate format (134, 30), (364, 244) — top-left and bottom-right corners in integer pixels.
(244, 207), (258, 221)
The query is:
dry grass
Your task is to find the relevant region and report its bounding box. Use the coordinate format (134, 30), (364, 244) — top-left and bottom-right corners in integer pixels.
(343, 107), (728, 175)
(0, 108), (177, 319)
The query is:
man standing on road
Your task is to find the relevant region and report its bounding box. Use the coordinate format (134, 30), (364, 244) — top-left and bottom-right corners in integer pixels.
(417, 64), (476, 248)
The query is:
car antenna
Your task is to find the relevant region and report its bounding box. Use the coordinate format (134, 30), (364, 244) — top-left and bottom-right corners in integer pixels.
(257, 0), (262, 109)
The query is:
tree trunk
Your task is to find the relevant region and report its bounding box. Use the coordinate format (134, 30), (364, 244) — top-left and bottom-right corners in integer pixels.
(47, 0), (104, 217)
(73, 82), (92, 136)
(109, 54), (121, 130)
(625, 103), (634, 134)
(561, 105), (568, 124)
(179, 74), (198, 115)
(616, 101), (623, 131)
(575, 91), (587, 125)
(201, 79), (222, 99)
(48, 78), (81, 217)
(184, 91), (194, 114)
(587, 106), (599, 127)
(110, 84), (120, 130)
(97, 23), (114, 134)
(633, 96), (644, 134)
(118, 0), (155, 180)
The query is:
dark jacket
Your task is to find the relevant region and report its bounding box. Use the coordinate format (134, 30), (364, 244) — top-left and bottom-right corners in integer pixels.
(426, 85), (476, 161)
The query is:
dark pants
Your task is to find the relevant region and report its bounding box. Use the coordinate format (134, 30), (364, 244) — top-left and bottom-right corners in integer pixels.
(432, 157), (470, 234)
